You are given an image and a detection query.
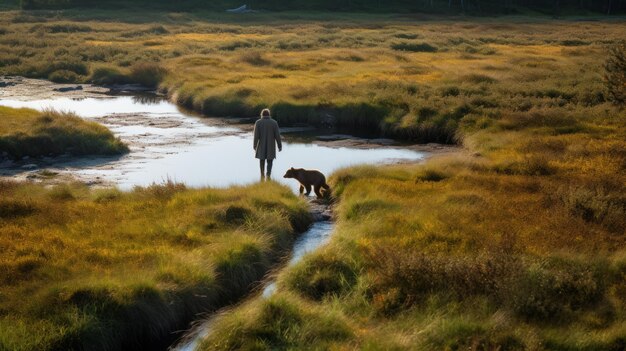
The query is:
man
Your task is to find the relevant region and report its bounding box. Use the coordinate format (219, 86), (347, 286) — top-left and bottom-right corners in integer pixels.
(253, 108), (282, 180)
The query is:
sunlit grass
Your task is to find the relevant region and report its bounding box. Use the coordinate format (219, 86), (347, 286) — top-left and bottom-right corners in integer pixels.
(0, 9), (625, 350)
(0, 106), (128, 159)
(0, 12), (624, 141)
(0, 181), (311, 349)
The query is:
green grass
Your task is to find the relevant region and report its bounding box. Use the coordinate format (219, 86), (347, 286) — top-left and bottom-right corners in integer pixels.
(0, 180), (312, 350)
(0, 106), (128, 160)
(1, 11), (625, 143)
(201, 152), (626, 349)
(0, 9), (625, 350)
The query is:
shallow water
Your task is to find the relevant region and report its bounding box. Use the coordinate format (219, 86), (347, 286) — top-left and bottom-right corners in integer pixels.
(0, 96), (425, 192)
(172, 219), (334, 351)
(0, 93), (423, 351)
(261, 220), (333, 297)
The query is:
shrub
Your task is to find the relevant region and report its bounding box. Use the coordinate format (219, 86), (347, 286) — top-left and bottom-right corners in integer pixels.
(560, 39), (588, 46)
(415, 168), (448, 182)
(90, 66), (130, 85)
(48, 69), (79, 83)
(463, 74), (497, 84)
(129, 62), (167, 88)
(238, 51), (271, 66)
(214, 243), (268, 295)
(557, 184), (626, 233)
(224, 205), (252, 224)
(391, 42), (438, 52)
(509, 260), (607, 321)
(425, 319), (525, 351)
(0, 199), (36, 218)
(604, 40), (626, 106)
(441, 86), (461, 97)
(367, 245), (517, 314)
(0, 109), (128, 159)
(286, 253), (358, 300)
(394, 33), (420, 39)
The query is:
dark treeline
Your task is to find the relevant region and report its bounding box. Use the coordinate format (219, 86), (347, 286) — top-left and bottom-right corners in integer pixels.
(19, 0), (626, 14)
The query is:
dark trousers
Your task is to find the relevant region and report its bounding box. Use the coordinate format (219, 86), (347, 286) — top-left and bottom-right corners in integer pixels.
(260, 159), (273, 177)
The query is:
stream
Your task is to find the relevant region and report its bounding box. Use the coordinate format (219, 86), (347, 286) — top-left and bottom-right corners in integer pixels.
(0, 79), (430, 350)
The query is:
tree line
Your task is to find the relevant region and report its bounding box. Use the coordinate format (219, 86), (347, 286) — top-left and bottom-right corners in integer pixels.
(20, 0), (626, 14)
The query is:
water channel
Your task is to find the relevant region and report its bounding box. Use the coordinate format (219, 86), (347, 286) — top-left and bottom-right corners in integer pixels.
(0, 83), (428, 350)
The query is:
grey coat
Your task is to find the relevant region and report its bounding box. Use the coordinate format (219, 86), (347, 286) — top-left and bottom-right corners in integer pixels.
(253, 117), (282, 160)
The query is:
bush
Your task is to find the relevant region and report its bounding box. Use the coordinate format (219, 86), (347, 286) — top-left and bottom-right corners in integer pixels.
(510, 260), (607, 321)
(214, 243), (269, 295)
(557, 184), (626, 233)
(90, 66), (130, 85)
(0, 109), (128, 160)
(415, 168), (448, 182)
(463, 74), (497, 84)
(48, 69), (79, 83)
(0, 199), (36, 218)
(286, 253), (358, 300)
(604, 40), (626, 106)
(129, 62), (167, 88)
(238, 51), (271, 66)
(391, 42), (438, 52)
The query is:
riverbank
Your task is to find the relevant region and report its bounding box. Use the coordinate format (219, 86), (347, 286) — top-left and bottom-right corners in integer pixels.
(171, 197), (334, 351)
(0, 105), (127, 161)
(0, 180), (312, 350)
(0, 10), (624, 350)
(0, 78), (441, 190)
(200, 152), (626, 349)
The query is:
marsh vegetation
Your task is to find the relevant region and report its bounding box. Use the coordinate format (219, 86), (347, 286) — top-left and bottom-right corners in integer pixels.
(0, 8), (624, 351)
(0, 181), (311, 350)
(0, 106), (127, 160)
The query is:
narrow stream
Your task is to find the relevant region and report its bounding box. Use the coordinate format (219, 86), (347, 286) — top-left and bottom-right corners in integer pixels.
(0, 80), (428, 351)
(172, 218), (334, 351)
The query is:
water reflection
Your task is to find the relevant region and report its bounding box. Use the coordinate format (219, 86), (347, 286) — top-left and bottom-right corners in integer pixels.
(131, 94), (164, 105)
(0, 96), (426, 192)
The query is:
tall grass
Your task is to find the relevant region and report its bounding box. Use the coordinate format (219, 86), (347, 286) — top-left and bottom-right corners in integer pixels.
(0, 181), (311, 350)
(200, 126), (625, 349)
(0, 106), (128, 159)
(1, 12), (624, 143)
(0, 10), (625, 350)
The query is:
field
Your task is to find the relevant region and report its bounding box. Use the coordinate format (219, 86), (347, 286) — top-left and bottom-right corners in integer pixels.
(0, 8), (625, 351)
(0, 12), (624, 142)
(0, 181), (311, 350)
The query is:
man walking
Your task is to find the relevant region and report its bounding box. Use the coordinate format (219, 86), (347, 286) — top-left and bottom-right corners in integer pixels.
(253, 108), (282, 180)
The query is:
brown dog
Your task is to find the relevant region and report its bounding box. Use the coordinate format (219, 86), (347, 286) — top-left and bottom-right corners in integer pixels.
(283, 167), (331, 198)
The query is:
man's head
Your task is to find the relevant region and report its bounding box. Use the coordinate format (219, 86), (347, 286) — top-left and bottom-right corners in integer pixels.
(261, 108), (271, 118)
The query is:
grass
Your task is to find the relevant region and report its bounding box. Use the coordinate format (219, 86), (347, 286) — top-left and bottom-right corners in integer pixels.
(164, 15), (625, 347)
(0, 180), (312, 350)
(0, 11), (624, 143)
(0, 106), (128, 160)
(201, 150), (625, 349)
(0, 9), (625, 350)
